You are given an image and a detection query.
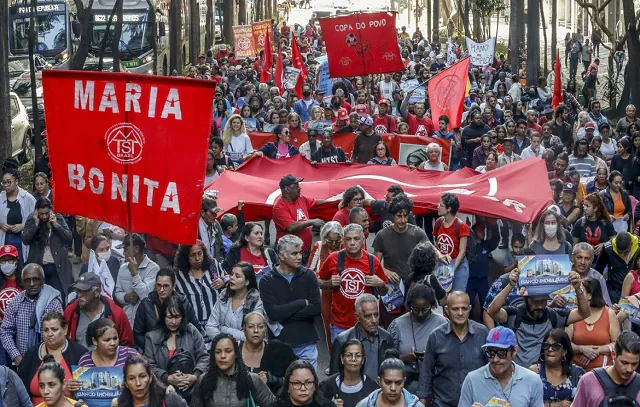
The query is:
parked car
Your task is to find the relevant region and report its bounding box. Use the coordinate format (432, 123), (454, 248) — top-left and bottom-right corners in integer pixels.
(82, 57), (131, 72)
(9, 92), (32, 163)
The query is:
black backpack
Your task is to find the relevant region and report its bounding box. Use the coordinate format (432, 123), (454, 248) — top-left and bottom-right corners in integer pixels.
(434, 217), (478, 264)
(593, 367), (640, 406)
(337, 249), (377, 296)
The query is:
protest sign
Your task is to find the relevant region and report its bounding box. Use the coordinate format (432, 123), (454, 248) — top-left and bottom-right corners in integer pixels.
(381, 281), (404, 312)
(517, 254), (572, 296)
(465, 37), (496, 66)
(252, 20), (275, 54)
(233, 25), (257, 59)
(315, 55), (334, 94)
(72, 366), (123, 407)
(307, 120), (333, 133)
(620, 296), (640, 325)
(403, 79), (426, 103)
(284, 66), (302, 91)
(434, 263), (454, 293)
(319, 11), (404, 77)
(42, 70), (215, 245)
(551, 285), (577, 309)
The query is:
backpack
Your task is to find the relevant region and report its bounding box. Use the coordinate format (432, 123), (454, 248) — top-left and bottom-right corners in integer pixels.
(510, 304), (558, 331)
(337, 249), (377, 296)
(593, 367), (640, 406)
(434, 217), (478, 264)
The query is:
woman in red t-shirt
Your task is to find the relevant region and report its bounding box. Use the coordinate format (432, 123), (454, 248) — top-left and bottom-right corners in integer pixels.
(433, 193), (471, 292)
(222, 223), (278, 275)
(308, 221), (344, 355)
(333, 186), (366, 227)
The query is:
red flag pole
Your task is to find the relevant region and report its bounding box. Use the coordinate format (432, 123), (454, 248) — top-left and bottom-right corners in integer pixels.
(552, 49), (564, 109)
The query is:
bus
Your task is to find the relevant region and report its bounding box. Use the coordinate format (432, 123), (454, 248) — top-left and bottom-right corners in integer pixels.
(8, 0), (77, 68)
(88, 0), (206, 75)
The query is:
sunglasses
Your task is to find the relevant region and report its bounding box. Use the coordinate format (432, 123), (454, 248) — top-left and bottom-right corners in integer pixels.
(541, 343), (563, 352)
(484, 349), (510, 359)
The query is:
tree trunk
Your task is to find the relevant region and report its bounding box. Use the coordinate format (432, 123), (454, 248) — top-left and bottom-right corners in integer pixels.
(70, 0), (95, 70)
(190, 0), (200, 64)
(472, 12), (482, 40)
(112, 0), (123, 71)
(463, 0), (470, 38)
(540, 0), (548, 76)
(622, 0), (640, 105)
(223, 0), (234, 44)
(509, 0), (520, 69)
(0, 0), (10, 168)
(433, 0), (440, 43)
(239, 0), (247, 24)
(426, 0), (431, 42)
(169, 0), (182, 72)
(205, 0), (214, 50)
(551, 0), (557, 61)
(526, 0), (540, 83)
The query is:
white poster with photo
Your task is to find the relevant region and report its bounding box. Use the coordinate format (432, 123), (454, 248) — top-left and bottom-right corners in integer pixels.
(465, 37), (496, 66)
(398, 143), (441, 167)
(284, 67), (301, 90)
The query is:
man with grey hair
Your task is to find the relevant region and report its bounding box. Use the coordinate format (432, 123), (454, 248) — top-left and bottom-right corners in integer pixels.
(330, 292), (394, 379)
(259, 235), (321, 370)
(0, 263), (63, 366)
(319, 224), (387, 342)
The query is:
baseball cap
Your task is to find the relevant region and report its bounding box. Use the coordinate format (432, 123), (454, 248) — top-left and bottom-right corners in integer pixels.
(0, 245), (18, 259)
(355, 104), (369, 116)
(378, 99), (391, 106)
(481, 327), (517, 349)
(599, 122), (611, 130)
(279, 174), (304, 189)
(584, 122), (596, 130)
(563, 182), (577, 194)
(337, 108), (349, 121)
(359, 115), (374, 127)
(72, 273), (102, 291)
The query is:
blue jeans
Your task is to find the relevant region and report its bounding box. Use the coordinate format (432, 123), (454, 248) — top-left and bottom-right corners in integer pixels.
(293, 343), (318, 372)
(452, 258), (469, 292)
(330, 324), (347, 344)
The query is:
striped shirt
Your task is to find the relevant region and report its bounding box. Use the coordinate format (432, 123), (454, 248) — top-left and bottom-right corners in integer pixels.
(175, 261), (222, 334)
(78, 346), (138, 367)
(568, 154), (597, 178)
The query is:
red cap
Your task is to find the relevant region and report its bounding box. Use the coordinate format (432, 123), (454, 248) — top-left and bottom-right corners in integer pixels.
(584, 122), (596, 130)
(337, 108), (349, 120)
(0, 245), (18, 259)
(355, 104), (369, 115)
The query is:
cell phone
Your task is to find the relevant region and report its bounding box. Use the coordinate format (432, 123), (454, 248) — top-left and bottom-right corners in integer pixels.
(414, 351), (425, 360)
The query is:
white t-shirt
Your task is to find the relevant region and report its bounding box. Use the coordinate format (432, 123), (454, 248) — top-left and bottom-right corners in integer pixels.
(224, 133), (254, 163)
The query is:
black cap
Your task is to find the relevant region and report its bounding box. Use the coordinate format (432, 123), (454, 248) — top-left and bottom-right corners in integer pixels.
(71, 273), (101, 291)
(502, 138), (514, 144)
(599, 122), (611, 130)
(279, 174), (303, 189)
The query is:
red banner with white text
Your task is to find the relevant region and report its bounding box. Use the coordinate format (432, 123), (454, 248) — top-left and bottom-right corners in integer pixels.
(208, 156), (552, 223)
(233, 25), (257, 59)
(42, 70), (216, 244)
(252, 20), (275, 55)
(247, 132), (451, 166)
(319, 12), (404, 77)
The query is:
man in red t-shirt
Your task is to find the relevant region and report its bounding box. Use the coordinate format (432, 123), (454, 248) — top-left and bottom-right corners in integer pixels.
(318, 224), (388, 342)
(400, 91), (434, 137)
(373, 99), (398, 134)
(272, 174), (328, 262)
(433, 193), (471, 292)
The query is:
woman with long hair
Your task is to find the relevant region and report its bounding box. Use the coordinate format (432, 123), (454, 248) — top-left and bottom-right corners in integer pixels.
(205, 262), (264, 342)
(33, 172), (52, 202)
(115, 354), (188, 407)
(190, 333), (275, 407)
(144, 296), (209, 396)
(567, 278), (619, 371)
(287, 113), (304, 132)
(368, 141), (397, 165)
(355, 354), (422, 407)
(571, 193), (615, 256)
(0, 168), (36, 264)
(213, 99), (231, 133)
(77, 318), (138, 367)
(35, 355), (87, 407)
(222, 114), (253, 166)
(529, 209), (572, 255)
(585, 167), (608, 194)
(610, 137), (633, 191)
(559, 182), (581, 228)
(529, 329), (584, 405)
(332, 186), (366, 227)
(319, 339), (378, 407)
(174, 241), (225, 334)
(223, 223), (278, 274)
(253, 124), (300, 159)
(268, 360), (333, 407)
(600, 170), (632, 233)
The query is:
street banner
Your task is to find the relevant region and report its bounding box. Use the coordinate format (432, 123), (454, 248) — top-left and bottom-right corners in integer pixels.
(517, 254), (572, 297)
(252, 20), (275, 55)
(465, 37), (496, 66)
(72, 366), (124, 407)
(233, 25), (257, 59)
(246, 132), (451, 165)
(319, 11), (404, 77)
(427, 57), (470, 129)
(209, 155), (552, 223)
(42, 70), (215, 244)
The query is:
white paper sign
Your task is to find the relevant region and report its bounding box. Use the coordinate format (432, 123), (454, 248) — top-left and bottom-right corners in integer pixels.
(465, 37), (496, 66)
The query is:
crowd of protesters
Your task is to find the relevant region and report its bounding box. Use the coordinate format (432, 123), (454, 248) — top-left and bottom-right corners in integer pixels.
(3, 9), (640, 407)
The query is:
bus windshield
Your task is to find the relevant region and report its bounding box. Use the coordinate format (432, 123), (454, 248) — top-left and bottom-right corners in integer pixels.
(90, 13), (153, 58)
(10, 13), (67, 55)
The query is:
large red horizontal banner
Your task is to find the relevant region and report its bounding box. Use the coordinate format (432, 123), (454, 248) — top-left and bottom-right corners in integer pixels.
(247, 132), (452, 166)
(208, 155), (552, 223)
(43, 70), (216, 244)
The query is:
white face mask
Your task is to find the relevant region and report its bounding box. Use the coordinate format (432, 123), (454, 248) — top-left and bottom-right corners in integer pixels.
(544, 224), (558, 237)
(97, 250), (111, 261)
(0, 263), (16, 276)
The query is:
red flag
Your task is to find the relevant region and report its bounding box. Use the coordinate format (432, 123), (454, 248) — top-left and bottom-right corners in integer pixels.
(318, 11), (404, 77)
(208, 155), (552, 224)
(427, 57), (470, 129)
(260, 28), (274, 83)
(553, 49), (564, 109)
(274, 48), (284, 95)
(42, 70), (216, 244)
(290, 38), (307, 98)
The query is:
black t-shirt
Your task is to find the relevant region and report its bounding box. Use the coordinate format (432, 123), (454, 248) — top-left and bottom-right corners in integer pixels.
(312, 146), (347, 163)
(6, 200), (21, 226)
(571, 217), (616, 246)
(369, 200), (417, 233)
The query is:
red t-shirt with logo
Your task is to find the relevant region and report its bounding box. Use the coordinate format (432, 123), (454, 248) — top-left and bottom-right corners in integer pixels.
(0, 278), (21, 322)
(240, 247), (267, 274)
(433, 217), (471, 260)
(318, 250), (387, 329)
(373, 114), (397, 134)
(405, 113), (434, 137)
(272, 195), (317, 252)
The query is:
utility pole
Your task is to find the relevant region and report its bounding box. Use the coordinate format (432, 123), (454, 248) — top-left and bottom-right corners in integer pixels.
(0, 0), (12, 168)
(28, 0), (42, 159)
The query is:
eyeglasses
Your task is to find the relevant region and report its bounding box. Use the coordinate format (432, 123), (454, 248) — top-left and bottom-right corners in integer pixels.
(290, 380), (315, 390)
(326, 239), (342, 245)
(1, 180), (14, 186)
(484, 349), (510, 359)
(542, 343), (563, 352)
(283, 131), (291, 135)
